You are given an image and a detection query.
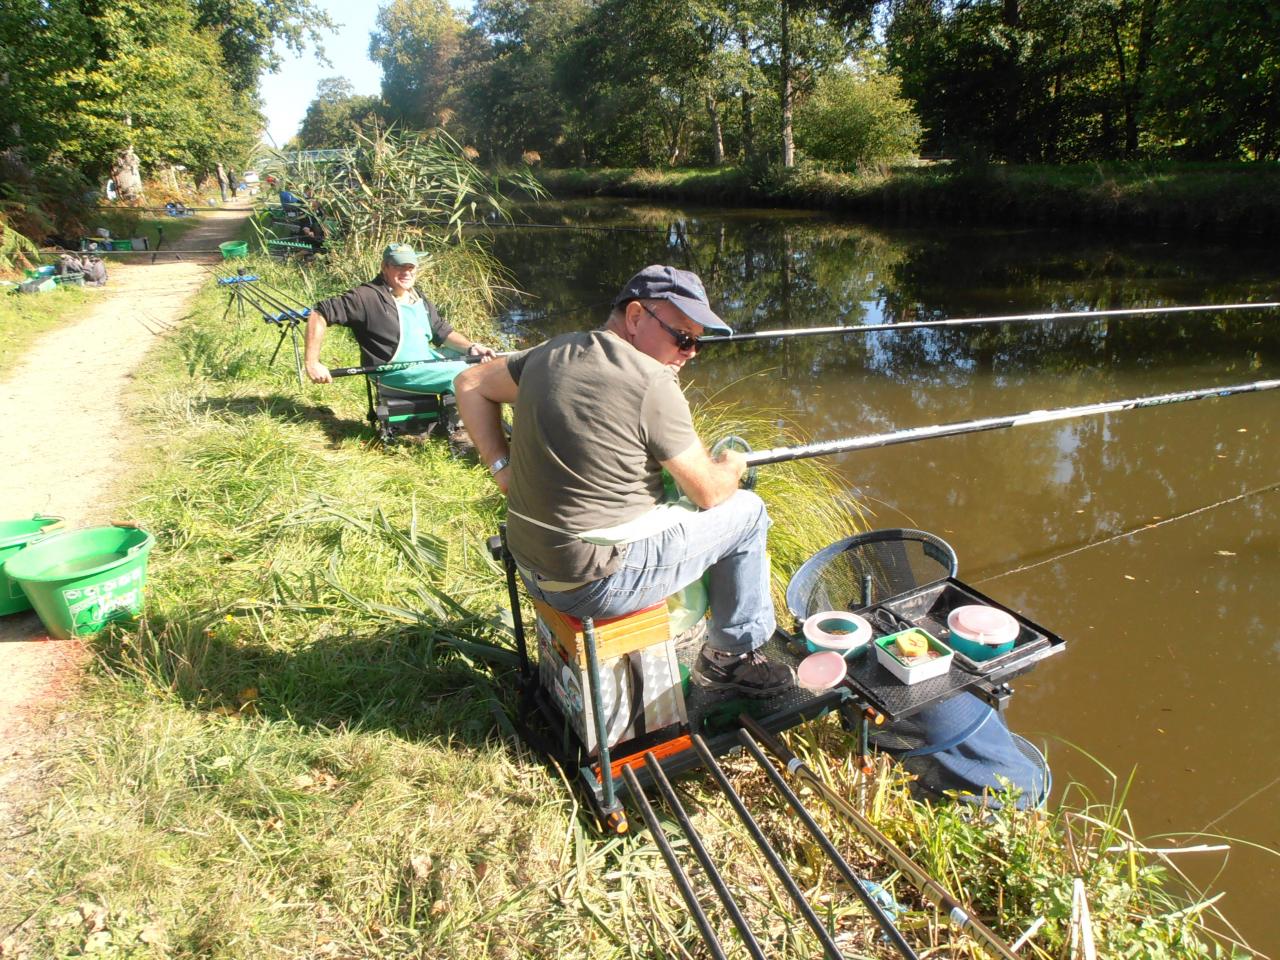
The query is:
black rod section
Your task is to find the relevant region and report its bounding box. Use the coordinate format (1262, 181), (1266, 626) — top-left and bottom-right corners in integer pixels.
(644, 753), (768, 960)
(739, 714), (1022, 960)
(737, 730), (919, 960)
(240, 283), (309, 322)
(620, 764), (729, 960)
(328, 353), (514, 378)
(690, 734), (845, 960)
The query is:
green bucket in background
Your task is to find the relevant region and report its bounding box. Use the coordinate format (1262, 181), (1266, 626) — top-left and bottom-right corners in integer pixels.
(4, 525), (155, 639)
(219, 240), (248, 260)
(0, 516), (65, 616)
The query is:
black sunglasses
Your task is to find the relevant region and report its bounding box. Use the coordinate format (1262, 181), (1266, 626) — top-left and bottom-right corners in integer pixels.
(638, 302), (701, 352)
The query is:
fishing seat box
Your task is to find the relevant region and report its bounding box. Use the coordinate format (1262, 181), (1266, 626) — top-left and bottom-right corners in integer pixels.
(365, 378), (455, 443)
(532, 599), (688, 757)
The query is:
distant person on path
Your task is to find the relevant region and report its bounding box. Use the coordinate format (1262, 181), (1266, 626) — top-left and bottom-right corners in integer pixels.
(304, 242), (496, 401)
(215, 162), (229, 202)
(454, 265), (794, 698)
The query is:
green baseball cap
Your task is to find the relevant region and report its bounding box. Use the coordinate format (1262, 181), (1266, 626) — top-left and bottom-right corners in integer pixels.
(382, 243), (419, 266)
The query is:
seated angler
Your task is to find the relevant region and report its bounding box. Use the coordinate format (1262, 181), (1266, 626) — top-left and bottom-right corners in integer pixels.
(303, 242), (495, 405)
(455, 265), (795, 698)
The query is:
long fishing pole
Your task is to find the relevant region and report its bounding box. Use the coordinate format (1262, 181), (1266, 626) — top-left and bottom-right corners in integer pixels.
(742, 379), (1280, 469)
(699, 301), (1280, 345)
(328, 354), (514, 378)
(739, 714), (1022, 960)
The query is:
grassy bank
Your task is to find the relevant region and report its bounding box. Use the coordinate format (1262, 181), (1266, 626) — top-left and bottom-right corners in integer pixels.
(536, 162), (1280, 239)
(0, 255), (1255, 957)
(0, 285), (89, 376)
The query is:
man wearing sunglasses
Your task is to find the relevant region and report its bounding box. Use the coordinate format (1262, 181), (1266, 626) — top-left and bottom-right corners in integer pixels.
(456, 264), (793, 698)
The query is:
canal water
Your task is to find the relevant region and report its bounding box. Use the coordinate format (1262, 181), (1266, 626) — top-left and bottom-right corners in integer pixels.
(486, 199), (1279, 950)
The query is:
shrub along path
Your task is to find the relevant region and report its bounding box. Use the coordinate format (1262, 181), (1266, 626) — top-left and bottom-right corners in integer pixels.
(0, 200), (252, 755)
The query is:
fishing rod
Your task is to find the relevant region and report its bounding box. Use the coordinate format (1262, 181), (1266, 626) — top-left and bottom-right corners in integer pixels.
(739, 714), (1021, 960)
(740, 378), (1280, 471)
(699, 301), (1280, 345)
(216, 271), (309, 324)
(328, 354), (514, 378)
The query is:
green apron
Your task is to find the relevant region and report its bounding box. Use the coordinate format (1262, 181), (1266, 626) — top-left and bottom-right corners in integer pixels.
(376, 297), (469, 395)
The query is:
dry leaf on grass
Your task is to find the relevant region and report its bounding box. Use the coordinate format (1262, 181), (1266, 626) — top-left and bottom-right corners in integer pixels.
(78, 903), (107, 933)
(410, 855), (433, 881)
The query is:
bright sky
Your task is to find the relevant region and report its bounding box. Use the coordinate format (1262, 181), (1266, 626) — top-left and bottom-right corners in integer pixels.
(258, 1), (472, 148)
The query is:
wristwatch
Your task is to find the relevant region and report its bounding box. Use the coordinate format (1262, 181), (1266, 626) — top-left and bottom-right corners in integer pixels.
(489, 456), (510, 475)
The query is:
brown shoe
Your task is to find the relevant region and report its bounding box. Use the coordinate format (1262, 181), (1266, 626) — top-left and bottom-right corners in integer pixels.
(447, 425), (477, 458)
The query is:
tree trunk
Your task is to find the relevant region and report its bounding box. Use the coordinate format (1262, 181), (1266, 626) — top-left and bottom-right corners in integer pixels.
(1127, 0), (1161, 156)
(111, 147), (143, 201)
(706, 95), (725, 165)
(1105, 12), (1130, 160)
(738, 27), (754, 161)
(780, 1), (794, 168)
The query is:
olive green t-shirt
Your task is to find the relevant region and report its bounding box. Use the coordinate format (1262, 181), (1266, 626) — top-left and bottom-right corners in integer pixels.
(506, 329), (699, 582)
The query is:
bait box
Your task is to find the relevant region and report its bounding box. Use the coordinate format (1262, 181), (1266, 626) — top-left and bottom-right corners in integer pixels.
(874, 628), (953, 685)
(532, 599), (687, 757)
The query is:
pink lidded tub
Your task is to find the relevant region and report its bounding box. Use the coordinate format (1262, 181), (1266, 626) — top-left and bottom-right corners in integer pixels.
(945, 604), (1019, 661)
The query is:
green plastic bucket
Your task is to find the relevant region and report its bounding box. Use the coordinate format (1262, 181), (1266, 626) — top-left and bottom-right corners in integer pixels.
(0, 516), (65, 616)
(219, 240), (248, 260)
(4, 525), (155, 639)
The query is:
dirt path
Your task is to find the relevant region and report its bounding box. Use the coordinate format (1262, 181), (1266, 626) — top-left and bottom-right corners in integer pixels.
(0, 201), (252, 755)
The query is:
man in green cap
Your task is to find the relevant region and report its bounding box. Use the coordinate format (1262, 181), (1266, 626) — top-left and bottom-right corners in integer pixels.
(305, 242), (496, 402)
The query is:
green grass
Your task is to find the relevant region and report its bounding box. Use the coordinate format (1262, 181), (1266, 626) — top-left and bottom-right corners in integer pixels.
(0, 257), (1256, 958)
(0, 284), (89, 376)
(535, 161), (1280, 238)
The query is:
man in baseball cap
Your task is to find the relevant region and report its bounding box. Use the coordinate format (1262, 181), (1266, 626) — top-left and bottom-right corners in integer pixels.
(455, 265), (792, 698)
(304, 242), (496, 446)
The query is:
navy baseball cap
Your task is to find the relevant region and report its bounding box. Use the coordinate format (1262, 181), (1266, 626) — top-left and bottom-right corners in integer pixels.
(613, 264), (732, 335)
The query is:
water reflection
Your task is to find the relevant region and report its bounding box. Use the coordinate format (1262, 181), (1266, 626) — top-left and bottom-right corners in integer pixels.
(488, 200), (1280, 949)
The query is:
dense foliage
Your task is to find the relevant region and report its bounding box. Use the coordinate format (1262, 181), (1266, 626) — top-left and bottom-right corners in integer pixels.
(0, 0), (329, 194)
(294, 0), (1277, 167)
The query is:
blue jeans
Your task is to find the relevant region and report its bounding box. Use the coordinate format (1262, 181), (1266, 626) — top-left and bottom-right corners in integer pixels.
(521, 490), (776, 656)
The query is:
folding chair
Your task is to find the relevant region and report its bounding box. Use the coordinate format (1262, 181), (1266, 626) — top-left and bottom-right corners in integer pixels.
(364, 376), (457, 445)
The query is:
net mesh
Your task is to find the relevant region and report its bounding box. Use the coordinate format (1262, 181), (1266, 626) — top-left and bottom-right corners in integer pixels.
(784, 528), (958, 626)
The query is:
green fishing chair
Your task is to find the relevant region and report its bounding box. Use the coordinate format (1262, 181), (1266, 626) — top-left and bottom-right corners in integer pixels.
(364, 376), (457, 445)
